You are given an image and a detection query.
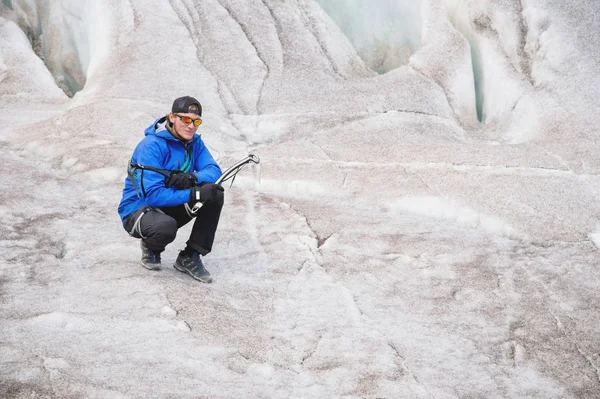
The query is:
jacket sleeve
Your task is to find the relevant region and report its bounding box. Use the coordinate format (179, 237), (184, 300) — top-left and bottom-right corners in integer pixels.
(193, 138), (222, 183)
(133, 139), (191, 207)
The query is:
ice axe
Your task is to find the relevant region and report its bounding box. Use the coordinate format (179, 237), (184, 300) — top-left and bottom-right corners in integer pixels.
(185, 153), (260, 216)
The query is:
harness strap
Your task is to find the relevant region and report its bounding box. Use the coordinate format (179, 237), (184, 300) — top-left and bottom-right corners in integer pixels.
(128, 209), (147, 238)
(128, 207), (166, 238)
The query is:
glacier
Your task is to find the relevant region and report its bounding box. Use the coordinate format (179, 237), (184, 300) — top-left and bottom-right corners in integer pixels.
(1, 0), (599, 398)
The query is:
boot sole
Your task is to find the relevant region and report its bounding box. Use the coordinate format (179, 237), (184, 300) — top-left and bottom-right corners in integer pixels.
(141, 261), (161, 271)
(174, 263), (212, 283)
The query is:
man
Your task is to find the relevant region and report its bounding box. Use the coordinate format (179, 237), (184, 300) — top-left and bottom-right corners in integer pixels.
(118, 95), (223, 283)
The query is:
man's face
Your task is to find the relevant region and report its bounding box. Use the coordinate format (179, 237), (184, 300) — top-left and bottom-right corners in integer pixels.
(170, 112), (201, 142)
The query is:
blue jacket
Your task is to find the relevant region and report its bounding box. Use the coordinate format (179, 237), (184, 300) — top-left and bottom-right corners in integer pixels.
(118, 117), (222, 222)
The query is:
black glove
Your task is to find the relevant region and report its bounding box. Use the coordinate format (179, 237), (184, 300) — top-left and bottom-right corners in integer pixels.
(189, 183), (224, 205)
(166, 172), (198, 189)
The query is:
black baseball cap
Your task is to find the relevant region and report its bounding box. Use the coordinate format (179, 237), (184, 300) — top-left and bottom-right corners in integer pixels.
(172, 96), (202, 115)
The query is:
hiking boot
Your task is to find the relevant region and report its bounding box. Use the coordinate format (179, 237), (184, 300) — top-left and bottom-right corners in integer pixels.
(140, 240), (161, 270)
(174, 251), (212, 283)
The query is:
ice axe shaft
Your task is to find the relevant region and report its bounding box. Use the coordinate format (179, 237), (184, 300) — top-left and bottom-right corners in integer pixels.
(188, 154), (260, 214)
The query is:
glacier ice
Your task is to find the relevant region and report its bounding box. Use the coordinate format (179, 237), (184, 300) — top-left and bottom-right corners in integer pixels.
(1, 0), (600, 398)
(3, 0), (107, 96)
(315, 0), (422, 74)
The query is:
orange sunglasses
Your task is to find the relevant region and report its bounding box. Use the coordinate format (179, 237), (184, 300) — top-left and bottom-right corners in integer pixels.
(175, 114), (202, 127)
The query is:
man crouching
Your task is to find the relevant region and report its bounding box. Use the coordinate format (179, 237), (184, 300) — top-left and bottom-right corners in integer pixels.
(118, 95), (223, 283)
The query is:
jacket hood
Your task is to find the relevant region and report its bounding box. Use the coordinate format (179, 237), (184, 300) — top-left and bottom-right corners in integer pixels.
(144, 116), (198, 143)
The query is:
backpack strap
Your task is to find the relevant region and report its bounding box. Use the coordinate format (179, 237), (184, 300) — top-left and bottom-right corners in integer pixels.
(127, 160), (174, 198)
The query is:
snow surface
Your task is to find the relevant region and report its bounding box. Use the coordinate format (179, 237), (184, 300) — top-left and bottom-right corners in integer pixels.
(1, 0), (600, 398)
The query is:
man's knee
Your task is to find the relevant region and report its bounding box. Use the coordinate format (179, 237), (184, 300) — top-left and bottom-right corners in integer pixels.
(214, 189), (224, 204)
(142, 212), (178, 248)
(153, 217), (178, 243)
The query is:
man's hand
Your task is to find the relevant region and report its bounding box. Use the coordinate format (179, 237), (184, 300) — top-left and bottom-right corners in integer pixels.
(189, 183), (224, 205)
(166, 172), (198, 189)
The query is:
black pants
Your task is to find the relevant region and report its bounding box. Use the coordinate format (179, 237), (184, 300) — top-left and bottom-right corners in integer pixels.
(123, 191), (224, 256)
